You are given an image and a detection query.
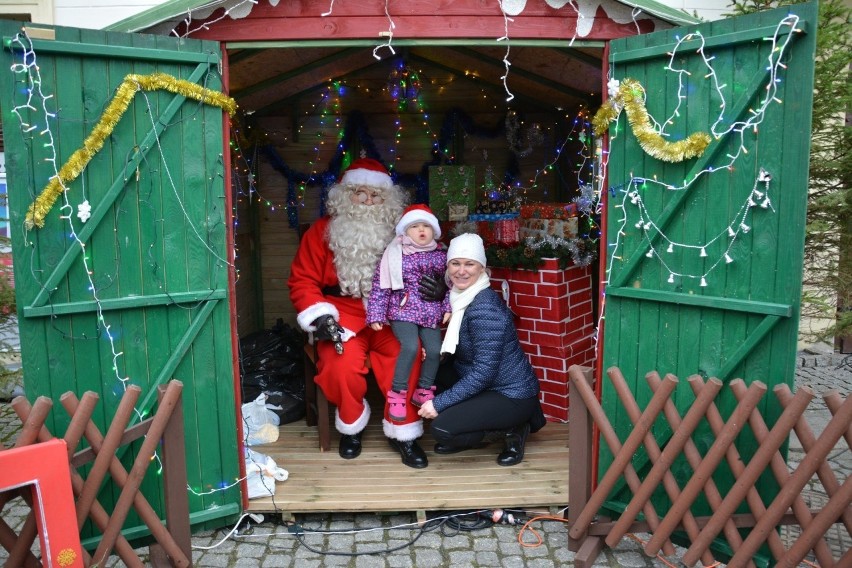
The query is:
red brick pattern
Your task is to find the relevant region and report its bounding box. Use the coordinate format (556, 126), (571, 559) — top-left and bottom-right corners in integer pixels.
(490, 261), (595, 421)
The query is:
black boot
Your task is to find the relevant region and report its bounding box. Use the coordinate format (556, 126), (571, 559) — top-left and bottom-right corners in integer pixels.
(338, 431), (363, 459)
(389, 438), (429, 469)
(497, 422), (530, 466)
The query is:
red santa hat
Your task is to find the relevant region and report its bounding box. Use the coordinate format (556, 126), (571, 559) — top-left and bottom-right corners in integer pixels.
(395, 204), (441, 238)
(339, 158), (393, 190)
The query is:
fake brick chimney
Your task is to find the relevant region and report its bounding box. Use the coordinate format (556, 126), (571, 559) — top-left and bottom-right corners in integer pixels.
(489, 260), (595, 422)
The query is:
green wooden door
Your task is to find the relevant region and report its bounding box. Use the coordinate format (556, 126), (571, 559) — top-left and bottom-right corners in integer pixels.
(599, 0), (818, 552)
(0, 22), (241, 539)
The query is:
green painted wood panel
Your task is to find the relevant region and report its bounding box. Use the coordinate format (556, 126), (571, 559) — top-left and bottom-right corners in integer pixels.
(0, 20), (241, 540)
(600, 2), (817, 560)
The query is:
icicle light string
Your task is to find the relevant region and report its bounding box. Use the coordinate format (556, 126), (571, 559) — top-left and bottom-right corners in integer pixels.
(631, 7), (643, 35)
(619, 169), (772, 287)
(372, 0), (397, 59)
(598, 14), (799, 189)
(497, 0), (515, 102)
(177, 0), (259, 37)
(564, 1), (583, 47)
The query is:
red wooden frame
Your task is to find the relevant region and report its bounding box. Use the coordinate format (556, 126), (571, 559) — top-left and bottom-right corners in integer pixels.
(0, 439), (83, 568)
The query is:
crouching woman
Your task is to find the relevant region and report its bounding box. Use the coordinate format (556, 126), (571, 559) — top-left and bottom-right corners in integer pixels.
(417, 233), (545, 466)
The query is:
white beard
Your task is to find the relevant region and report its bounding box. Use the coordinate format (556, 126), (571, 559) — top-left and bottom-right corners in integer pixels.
(327, 185), (405, 298)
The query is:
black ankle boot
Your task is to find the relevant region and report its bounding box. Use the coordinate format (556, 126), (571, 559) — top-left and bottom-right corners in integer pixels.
(338, 431), (363, 459)
(389, 438), (428, 468)
(497, 422), (530, 466)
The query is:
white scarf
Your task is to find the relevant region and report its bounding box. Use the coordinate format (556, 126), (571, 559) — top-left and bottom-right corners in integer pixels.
(378, 235), (438, 290)
(440, 272), (491, 355)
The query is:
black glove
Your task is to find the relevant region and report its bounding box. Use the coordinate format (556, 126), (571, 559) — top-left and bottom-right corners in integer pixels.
(311, 315), (345, 354)
(419, 274), (448, 302)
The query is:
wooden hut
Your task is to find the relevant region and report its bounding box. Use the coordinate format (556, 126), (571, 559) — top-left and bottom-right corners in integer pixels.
(2, 0), (819, 544)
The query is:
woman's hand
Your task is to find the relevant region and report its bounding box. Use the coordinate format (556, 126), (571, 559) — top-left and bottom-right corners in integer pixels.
(418, 400), (438, 419)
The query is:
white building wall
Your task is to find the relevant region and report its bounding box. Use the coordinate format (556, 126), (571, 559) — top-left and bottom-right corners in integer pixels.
(55, 0), (163, 29)
(0, 0), (54, 24)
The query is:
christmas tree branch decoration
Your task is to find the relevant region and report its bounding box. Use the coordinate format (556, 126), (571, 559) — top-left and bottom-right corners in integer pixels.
(592, 78), (711, 163)
(26, 72), (237, 229)
(487, 235), (597, 271)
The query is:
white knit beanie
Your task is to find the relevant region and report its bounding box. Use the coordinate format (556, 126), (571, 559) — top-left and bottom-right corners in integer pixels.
(446, 233), (487, 267)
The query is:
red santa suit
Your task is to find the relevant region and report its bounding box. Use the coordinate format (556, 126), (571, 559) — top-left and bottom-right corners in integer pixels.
(288, 216), (424, 441)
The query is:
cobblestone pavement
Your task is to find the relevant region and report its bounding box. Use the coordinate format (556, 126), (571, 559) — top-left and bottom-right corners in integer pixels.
(1, 351), (850, 567)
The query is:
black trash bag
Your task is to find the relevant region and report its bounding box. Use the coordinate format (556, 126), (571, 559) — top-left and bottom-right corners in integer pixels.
(264, 390), (305, 425)
(239, 319), (306, 424)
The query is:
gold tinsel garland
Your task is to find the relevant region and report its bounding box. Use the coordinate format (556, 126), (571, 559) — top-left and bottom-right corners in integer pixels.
(592, 78), (711, 164)
(26, 72), (238, 229)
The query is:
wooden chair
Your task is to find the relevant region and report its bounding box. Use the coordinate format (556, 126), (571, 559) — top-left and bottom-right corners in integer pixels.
(297, 223), (334, 452)
(303, 342), (373, 452)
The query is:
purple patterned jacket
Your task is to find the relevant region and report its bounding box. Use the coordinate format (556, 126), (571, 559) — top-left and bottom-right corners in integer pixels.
(366, 247), (450, 328)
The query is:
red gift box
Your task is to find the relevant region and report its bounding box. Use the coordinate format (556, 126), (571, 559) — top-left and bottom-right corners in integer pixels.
(495, 218), (520, 245)
(520, 203), (577, 220)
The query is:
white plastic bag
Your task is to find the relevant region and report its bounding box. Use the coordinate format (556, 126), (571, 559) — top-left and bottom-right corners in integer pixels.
(244, 448), (288, 499)
(241, 393), (280, 445)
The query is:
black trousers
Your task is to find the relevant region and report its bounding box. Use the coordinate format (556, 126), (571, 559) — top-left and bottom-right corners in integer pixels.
(429, 360), (540, 449)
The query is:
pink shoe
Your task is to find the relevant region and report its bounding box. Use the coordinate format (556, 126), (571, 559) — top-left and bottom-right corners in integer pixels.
(387, 389), (408, 422)
(411, 386), (436, 407)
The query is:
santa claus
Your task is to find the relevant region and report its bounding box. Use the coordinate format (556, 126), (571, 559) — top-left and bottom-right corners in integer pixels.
(288, 158), (445, 468)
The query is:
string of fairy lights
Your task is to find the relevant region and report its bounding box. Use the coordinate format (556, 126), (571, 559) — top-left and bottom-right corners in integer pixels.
(595, 14), (802, 358)
(228, 72), (598, 233)
(603, 14), (800, 283)
(7, 31), (254, 495)
(9, 33), (136, 419)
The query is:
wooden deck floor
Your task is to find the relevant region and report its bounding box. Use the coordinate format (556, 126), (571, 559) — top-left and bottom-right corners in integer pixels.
(246, 418), (570, 517)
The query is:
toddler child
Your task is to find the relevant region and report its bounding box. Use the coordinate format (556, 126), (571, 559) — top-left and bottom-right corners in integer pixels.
(367, 204), (451, 422)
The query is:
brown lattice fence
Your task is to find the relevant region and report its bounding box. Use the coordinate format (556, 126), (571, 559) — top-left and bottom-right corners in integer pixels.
(566, 365), (852, 568)
(0, 380), (191, 567)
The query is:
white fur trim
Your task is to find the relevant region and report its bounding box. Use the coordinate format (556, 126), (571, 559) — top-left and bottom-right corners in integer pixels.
(296, 302), (340, 331)
(396, 209), (441, 238)
(340, 168), (393, 190)
(383, 418), (424, 441)
(335, 401), (371, 435)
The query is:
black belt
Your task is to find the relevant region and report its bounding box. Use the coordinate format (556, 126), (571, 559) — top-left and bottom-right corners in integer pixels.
(322, 285), (343, 297)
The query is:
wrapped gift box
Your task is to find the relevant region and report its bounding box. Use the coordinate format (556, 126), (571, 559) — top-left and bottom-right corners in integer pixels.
(520, 217), (579, 240)
(520, 203), (577, 220)
(428, 165), (476, 221)
(468, 213), (520, 245)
